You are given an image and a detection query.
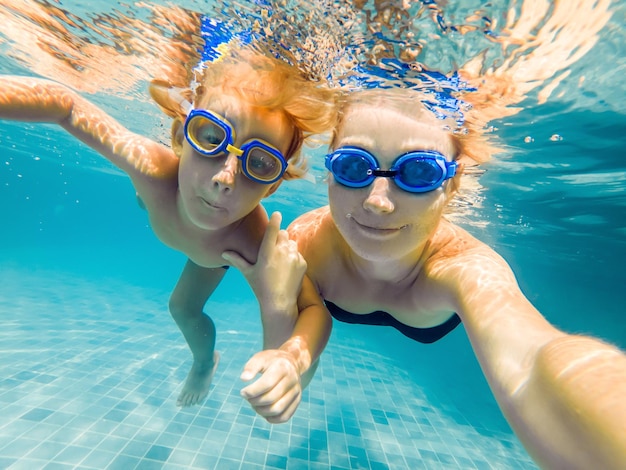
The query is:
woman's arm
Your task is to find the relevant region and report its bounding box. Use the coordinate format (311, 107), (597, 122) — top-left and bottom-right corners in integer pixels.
(0, 75), (179, 180)
(445, 244), (626, 469)
(223, 211), (332, 423)
(238, 275), (332, 424)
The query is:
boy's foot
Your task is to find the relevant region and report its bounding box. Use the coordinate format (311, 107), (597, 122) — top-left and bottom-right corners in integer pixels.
(176, 351), (220, 407)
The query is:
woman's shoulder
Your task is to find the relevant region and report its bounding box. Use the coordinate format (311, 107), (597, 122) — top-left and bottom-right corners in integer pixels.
(428, 219), (505, 266)
(287, 206), (332, 238)
(426, 219), (513, 281)
(287, 206), (340, 255)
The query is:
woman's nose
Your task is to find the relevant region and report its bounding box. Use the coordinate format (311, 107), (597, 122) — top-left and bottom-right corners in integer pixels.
(211, 153), (240, 192)
(363, 177), (395, 214)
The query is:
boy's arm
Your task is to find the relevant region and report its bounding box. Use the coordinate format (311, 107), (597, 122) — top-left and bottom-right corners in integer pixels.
(222, 212), (332, 423)
(0, 75), (178, 180)
(446, 245), (626, 470)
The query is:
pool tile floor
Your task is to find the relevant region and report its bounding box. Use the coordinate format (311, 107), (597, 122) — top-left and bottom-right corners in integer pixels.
(0, 266), (537, 469)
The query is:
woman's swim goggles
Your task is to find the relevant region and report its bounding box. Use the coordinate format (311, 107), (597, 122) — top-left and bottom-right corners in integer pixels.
(325, 146), (457, 193)
(184, 109), (287, 184)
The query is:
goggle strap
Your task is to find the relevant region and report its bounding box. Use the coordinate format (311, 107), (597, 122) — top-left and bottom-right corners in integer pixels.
(167, 86), (193, 116)
(446, 161), (457, 178)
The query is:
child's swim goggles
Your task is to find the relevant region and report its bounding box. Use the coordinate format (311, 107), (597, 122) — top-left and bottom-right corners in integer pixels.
(325, 146), (457, 193)
(184, 109), (287, 184)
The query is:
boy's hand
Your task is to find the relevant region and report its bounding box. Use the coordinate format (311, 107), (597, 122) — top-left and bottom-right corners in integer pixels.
(222, 211), (306, 312)
(240, 350), (302, 424)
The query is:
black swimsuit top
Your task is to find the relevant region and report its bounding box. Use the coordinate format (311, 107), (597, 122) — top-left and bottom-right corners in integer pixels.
(325, 300), (461, 344)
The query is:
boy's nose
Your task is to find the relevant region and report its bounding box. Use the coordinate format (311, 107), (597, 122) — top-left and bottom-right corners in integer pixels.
(363, 177), (395, 214)
(212, 153), (240, 192)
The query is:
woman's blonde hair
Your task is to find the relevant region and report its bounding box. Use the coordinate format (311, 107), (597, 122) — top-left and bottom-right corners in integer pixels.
(330, 87), (500, 166)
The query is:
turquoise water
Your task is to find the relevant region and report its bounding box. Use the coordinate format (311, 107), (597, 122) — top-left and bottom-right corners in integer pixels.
(1, 1), (625, 469)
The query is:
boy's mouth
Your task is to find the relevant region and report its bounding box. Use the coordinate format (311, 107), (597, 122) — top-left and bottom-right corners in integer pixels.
(199, 197), (224, 211)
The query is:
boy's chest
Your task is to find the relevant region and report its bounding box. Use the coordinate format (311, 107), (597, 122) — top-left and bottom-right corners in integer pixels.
(149, 207), (261, 269)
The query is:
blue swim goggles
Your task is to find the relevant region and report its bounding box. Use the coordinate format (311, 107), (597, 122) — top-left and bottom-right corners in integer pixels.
(184, 109), (288, 184)
(325, 146), (457, 193)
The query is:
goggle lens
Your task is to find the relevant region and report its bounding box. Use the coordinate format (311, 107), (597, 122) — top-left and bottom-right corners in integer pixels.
(333, 153), (372, 185)
(244, 146), (283, 182)
(398, 158), (442, 187)
(186, 114), (227, 153)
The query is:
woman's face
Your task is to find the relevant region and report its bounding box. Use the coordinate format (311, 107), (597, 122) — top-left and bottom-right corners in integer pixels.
(177, 93), (293, 230)
(329, 102), (458, 262)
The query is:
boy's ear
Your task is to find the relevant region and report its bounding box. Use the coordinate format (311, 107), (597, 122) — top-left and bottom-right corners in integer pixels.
(264, 180), (283, 198)
(171, 120), (185, 157)
(149, 79), (192, 118)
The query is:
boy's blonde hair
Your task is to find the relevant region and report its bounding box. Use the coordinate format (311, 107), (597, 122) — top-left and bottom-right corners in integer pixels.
(191, 49), (338, 180)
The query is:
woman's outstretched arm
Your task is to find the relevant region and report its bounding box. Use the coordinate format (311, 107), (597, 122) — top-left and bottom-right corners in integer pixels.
(443, 241), (626, 470)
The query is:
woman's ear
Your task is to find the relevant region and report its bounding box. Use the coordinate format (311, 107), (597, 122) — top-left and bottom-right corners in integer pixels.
(455, 161), (465, 178)
(171, 120), (185, 157)
(149, 79), (192, 118)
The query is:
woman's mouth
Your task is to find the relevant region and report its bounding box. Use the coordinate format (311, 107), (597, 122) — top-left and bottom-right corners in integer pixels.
(352, 217), (408, 236)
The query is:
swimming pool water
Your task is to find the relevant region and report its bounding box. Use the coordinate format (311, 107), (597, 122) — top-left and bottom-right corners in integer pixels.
(2, 101), (625, 470)
(1, 1), (625, 469)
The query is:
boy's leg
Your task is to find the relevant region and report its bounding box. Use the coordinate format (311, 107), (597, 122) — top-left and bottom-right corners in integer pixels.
(168, 260), (228, 407)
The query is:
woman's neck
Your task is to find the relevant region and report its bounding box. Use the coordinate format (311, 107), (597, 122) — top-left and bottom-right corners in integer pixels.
(344, 237), (433, 285)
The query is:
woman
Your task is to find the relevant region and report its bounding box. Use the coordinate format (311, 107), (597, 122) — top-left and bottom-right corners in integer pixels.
(258, 88), (626, 469)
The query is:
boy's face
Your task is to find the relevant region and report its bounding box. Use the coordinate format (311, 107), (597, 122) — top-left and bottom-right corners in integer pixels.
(177, 94), (294, 230)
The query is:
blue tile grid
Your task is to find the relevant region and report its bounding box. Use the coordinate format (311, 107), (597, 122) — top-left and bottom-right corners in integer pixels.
(0, 268), (537, 469)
